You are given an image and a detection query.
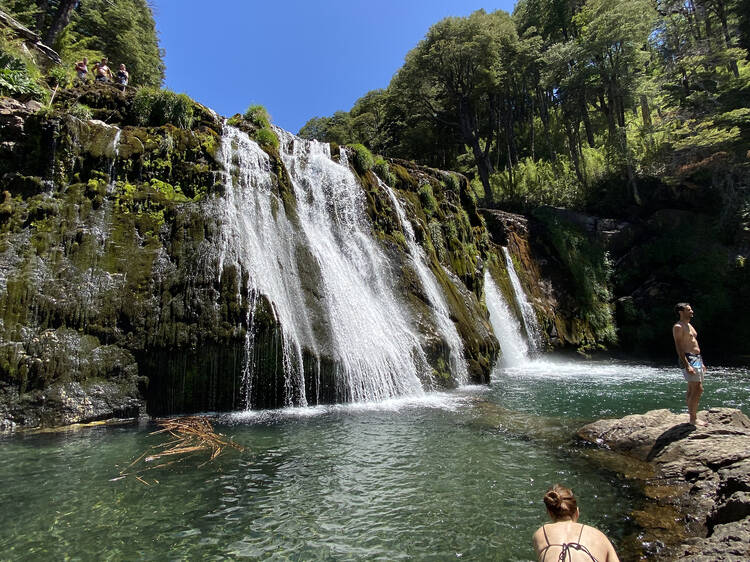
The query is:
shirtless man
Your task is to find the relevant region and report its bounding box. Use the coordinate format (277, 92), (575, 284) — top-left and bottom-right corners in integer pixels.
(94, 57), (113, 83)
(672, 302), (705, 426)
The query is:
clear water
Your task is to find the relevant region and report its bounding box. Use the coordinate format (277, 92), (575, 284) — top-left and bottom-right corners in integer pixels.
(2, 361), (748, 561)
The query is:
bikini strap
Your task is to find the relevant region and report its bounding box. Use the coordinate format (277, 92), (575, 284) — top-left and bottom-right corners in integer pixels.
(542, 524), (551, 545)
(578, 523), (585, 543)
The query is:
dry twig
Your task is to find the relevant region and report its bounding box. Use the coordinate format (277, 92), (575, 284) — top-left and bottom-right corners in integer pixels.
(114, 416), (244, 485)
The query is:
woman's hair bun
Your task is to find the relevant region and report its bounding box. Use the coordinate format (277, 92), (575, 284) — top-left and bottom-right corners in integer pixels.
(544, 490), (561, 508)
(543, 484), (577, 519)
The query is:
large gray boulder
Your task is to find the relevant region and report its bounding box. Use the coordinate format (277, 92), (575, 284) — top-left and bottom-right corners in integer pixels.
(578, 408), (750, 561)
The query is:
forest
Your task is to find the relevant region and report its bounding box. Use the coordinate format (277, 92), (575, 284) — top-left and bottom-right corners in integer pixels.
(300, 0), (750, 222)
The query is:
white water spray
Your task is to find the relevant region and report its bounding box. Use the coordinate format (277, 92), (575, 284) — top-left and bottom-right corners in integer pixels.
(484, 270), (530, 367)
(276, 131), (428, 402)
(501, 247), (541, 351)
(216, 125), (430, 406)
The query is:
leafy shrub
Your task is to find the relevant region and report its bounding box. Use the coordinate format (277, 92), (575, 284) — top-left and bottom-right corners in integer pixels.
(69, 103), (93, 121)
(132, 87), (194, 129)
(349, 143), (374, 174)
(373, 157), (395, 185)
(418, 182), (438, 215)
(46, 65), (72, 88)
(0, 68), (45, 99)
(490, 156), (586, 209)
(0, 51), (25, 71)
(254, 127), (279, 149)
(244, 104), (271, 128)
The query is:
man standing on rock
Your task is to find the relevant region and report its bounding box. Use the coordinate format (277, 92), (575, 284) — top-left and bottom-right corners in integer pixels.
(672, 302), (706, 426)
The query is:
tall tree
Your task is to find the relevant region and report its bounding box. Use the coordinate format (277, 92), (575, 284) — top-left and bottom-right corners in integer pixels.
(71, 0), (164, 87)
(390, 10), (514, 198)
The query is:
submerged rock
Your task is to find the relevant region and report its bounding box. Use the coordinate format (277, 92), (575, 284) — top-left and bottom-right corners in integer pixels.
(578, 408), (750, 560)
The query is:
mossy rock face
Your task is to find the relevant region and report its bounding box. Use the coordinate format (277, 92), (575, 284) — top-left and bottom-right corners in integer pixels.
(0, 93), (505, 427)
(355, 158), (499, 385)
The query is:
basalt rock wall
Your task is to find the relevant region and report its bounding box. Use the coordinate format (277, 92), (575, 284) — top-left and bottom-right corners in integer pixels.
(0, 86), (498, 430)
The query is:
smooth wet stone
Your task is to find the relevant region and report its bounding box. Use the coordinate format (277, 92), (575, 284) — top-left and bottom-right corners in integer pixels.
(578, 408), (750, 561)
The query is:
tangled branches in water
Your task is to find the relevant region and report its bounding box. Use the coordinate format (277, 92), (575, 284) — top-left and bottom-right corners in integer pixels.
(114, 416), (244, 485)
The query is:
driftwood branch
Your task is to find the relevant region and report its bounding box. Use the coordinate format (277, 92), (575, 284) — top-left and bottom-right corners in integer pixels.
(113, 416), (245, 485)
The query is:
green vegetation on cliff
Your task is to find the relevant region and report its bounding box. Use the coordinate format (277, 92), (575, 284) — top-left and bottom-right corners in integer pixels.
(300, 0), (750, 357)
(1, 0), (164, 87)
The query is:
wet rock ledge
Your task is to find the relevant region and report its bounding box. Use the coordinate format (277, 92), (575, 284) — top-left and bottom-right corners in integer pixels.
(578, 408), (750, 561)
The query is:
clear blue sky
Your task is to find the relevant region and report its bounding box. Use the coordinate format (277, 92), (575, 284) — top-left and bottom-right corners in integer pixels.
(152, 1), (516, 133)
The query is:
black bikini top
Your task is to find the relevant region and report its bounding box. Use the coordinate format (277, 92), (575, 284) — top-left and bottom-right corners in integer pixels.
(539, 523), (599, 562)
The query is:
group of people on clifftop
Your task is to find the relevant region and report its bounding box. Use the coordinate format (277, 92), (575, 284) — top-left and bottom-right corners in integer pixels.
(73, 56), (129, 89)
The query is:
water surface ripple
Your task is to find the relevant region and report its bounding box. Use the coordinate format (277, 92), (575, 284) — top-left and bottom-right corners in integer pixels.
(1, 360), (748, 560)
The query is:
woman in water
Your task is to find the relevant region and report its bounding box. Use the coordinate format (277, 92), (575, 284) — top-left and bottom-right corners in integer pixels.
(532, 484), (620, 562)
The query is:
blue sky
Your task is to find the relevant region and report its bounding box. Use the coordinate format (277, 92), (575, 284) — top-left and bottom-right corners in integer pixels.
(152, 1), (516, 133)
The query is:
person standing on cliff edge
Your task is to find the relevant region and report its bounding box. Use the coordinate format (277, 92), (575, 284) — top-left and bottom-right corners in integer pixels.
(672, 302), (706, 426)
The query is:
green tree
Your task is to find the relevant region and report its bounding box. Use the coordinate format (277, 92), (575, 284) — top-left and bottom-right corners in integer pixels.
(391, 10), (515, 199)
(71, 0), (164, 87)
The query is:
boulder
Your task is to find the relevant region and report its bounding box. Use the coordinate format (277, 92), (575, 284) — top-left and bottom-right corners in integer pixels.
(578, 408), (750, 560)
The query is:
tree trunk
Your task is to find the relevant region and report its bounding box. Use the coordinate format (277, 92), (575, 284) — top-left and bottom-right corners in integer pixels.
(715, 1), (740, 76)
(582, 102), (595, 147)
(640, 94), (652, 127)
(564, 118), (584, 186)
(35, 0), (49, 35)
(43, 0), (78, 47)
(458, 99), (494, 203)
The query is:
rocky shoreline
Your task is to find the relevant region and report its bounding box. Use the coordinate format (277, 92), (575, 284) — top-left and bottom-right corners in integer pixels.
(578, 408), (750, 561)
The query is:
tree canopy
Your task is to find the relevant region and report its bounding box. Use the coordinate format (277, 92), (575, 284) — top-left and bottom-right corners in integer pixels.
(300, 1), (749, 217)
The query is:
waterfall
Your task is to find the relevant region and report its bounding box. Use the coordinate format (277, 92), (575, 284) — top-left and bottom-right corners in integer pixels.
(381, 180), (469, 384)
(216, 125), (430, 407)
(484, 270), (529, 367)
(501, 247), (541, 352)
(217, 126), (314, 407)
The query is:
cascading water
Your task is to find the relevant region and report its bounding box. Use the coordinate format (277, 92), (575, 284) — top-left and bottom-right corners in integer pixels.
(502, 247), (542, 352)
(276, 130), (429, 401)
(381, 179), (469, 384)
(216, 127), (313, 406)
(483, 270), (530, 367)
(216, 124), (429, 407)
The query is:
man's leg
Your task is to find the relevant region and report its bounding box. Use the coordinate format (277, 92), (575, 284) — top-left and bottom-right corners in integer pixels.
(687, 381), (703, 424)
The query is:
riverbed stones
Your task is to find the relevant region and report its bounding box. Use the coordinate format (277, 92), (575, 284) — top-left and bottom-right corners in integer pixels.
(578, 408), (750, 561)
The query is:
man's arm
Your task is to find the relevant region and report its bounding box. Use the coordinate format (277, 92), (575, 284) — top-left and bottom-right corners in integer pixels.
(673, 324), (693, 372)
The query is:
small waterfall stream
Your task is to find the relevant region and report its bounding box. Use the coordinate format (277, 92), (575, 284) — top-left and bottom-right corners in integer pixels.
(501, 247), (541, 352)
(381, 180), (469, 384)
(484, 271), (529, 367)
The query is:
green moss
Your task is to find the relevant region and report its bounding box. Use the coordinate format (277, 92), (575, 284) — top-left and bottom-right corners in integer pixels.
(418, 183), (438, 216)
(392, 164), (417, 189)
(254, 127), (279, 150)
(349, 143), (374, 175)
(533, 207), (616, 346)
(132, 88), (195, 129)
(244, 104), (272, 129)
(373, 157), (395, 185)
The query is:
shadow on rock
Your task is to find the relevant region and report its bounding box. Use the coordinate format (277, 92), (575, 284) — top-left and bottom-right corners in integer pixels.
(646, 423), (696, 462)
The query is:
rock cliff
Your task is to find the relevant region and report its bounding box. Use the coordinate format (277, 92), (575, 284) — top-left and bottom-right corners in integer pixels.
(0, 85), (500, 430)
(578, 408), (750, 561)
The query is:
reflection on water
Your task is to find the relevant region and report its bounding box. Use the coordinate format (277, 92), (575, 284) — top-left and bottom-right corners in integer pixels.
(0, 359), (747, 560)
